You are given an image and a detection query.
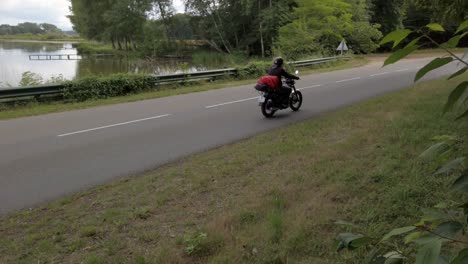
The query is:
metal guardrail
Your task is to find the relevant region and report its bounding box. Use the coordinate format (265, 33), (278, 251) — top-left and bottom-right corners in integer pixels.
(292, 56), (350, 66)
(0, 56), (349, 101)
(0, 84), (64, 100)
(155, 68), (237, 84)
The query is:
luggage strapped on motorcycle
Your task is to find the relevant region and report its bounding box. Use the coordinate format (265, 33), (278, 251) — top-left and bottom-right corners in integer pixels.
(255, 75), (280, 92)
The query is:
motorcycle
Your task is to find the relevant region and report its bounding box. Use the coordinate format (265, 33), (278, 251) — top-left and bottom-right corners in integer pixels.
(255, 71), (303, 118)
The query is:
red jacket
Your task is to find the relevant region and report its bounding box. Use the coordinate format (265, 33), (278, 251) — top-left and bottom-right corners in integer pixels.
(258, 75), (280, 89)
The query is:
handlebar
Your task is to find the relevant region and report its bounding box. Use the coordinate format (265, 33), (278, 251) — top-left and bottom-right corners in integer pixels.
(285, 78), (296, 86)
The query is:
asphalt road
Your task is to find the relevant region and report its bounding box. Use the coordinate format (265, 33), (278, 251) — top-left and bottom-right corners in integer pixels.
(0, 57), (464, 214)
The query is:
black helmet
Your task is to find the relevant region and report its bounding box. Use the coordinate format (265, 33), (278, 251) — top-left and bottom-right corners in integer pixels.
(273, 57), (284, 66)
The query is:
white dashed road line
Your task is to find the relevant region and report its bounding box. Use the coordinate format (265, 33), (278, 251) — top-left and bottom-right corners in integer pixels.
(58, 114), (171, 137)
(370, 72), (390, 77)
(205, 96), (260, 109)
(395, 68), (409, 72)
(298, 84), (322, 91)
(336, 77), (361, 83)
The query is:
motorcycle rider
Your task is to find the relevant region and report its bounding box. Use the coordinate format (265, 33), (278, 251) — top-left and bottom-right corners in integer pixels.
(268, 57), (300, 105)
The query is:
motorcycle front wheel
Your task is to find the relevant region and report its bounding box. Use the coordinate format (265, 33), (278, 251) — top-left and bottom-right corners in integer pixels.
(289, 91), (303, 111)
(261, 96), (276, 118)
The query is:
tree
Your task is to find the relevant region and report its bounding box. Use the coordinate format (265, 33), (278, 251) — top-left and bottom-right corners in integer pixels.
(344, 0), (383, 53)
(256, 0), (297, 57)
(0, 22), (65, 35)
(168, 14), (194, 40)
(274, 0), (354, 59)
(345, 0), (373, 22)
(69, 0), (113, 41)
(345, 22), (383, 53)
(0, 24), (13, 35)
(16, 22), (43, 34)
(411, 0), (468, 28)
(402, 0), (431, 31)
(148, 0), (175, 41)
(104, 0), (150, 50)
(370, 0), (405, 35)
(183, 0), (296, 56)
(69, 0), (152, 50)
(40, 23), (61, 33)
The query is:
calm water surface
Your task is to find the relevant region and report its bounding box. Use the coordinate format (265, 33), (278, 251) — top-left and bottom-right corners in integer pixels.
(0, 40), (216, 88)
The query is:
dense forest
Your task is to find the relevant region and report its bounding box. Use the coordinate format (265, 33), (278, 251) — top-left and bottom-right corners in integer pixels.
(0, 22), (63, 35)
(68, 0), (467, 58)
(0, 22), (79, 40)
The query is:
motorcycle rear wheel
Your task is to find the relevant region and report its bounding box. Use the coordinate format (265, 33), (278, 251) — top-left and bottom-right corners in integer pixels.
(261, 96), (276, 118)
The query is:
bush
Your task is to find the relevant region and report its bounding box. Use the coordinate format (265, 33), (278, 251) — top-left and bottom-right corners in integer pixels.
(62, 74), (159, 102)
(345, 22), (383, 54)
(38, 32), (67, 41)
(19, 71), (43, 86)
(76, 42), (114, 55)
(236, 61), (271, 78)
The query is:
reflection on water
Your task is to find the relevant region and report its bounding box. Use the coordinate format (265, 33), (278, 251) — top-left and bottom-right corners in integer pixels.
(0, 41), (68, 53)
(0, 41), (78, 87)
(0, 40), (224, 88)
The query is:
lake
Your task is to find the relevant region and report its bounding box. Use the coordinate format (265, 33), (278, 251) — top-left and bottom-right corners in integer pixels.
(0, 40), (215, 88)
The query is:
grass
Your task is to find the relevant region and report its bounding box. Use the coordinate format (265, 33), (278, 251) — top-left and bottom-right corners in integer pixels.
(1, 74), (467, 263)
(0, 57), (367, 120)
(76, 41), (116, 55)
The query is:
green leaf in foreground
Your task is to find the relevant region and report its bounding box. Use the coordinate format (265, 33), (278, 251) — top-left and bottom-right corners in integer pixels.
(433, 221), (464, 239)
(451, 248), (468, 264)
(456, 108), (468, 120)
(441, 32), (468, 49)
(383, 251), (405, 264)
(415, 240), (441, 264)
(455, 20), (468, 34)
(381, 226), (417, 241)
(406, 37), (422, 49)
(448, 67), (468, 80)
(405, 231), (423, 244)
(451, 170), (468, 192)
(419, 209), (451, 224)
(384, 44), (419, 66)
(380, 29), (412, 48)
(419, 142), (450, 160)
(337, 233), (373, 251)
(426, 23), (445, 32)
(434, 157), (465, 175)
(415, 57), (453, 82)
(443, 81), (468, 113)
(414, 234), (439, 245)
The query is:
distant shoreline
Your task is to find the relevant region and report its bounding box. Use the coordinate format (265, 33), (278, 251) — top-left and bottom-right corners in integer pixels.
(0, 38), (81, 44)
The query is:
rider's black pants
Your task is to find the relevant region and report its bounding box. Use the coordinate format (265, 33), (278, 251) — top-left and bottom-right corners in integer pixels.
(278, 87), (292, 103)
